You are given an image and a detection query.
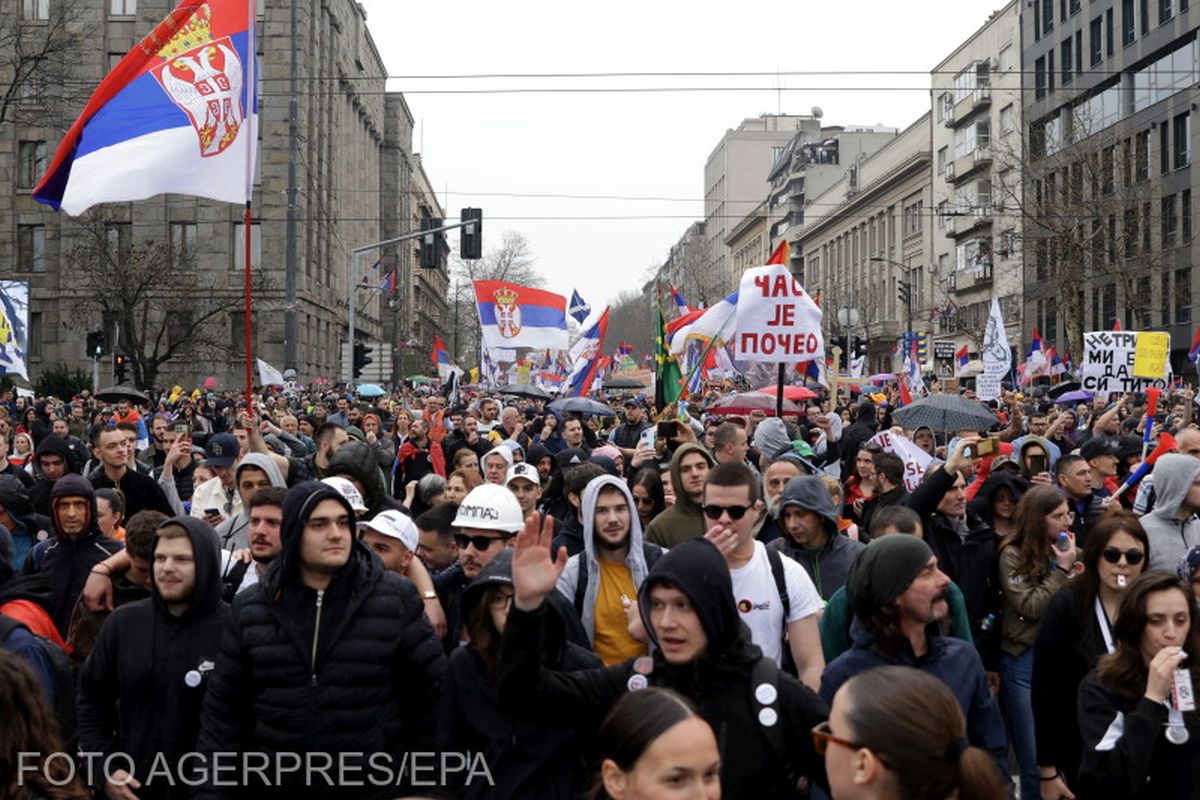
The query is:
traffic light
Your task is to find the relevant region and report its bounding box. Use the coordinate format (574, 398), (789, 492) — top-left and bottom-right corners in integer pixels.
(460, 208), (482, 260)
(420, 217), (443, 269)
(898, 280), (912, 307)
(87, 330), (107, 358)
(113, 353), (128, 384)
(352, 342), (373, 380)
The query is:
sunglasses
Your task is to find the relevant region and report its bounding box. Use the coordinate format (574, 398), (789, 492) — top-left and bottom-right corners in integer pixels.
(702, 504), (751, 521)
(1102, 547), (1145, 565)
(811, 721), (873, 759)
(454, 533), (511, 550)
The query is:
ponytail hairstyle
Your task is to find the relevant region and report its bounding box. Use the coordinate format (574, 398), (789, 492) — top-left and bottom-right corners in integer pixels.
(843, 666), (1007, 800)
(588, 688), (715, 800)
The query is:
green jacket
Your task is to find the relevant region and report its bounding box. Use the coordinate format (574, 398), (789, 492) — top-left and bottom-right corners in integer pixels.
(819, 580), (974, 663)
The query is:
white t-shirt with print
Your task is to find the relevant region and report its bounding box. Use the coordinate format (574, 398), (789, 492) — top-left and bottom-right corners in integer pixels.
(729, 540), (822, 665)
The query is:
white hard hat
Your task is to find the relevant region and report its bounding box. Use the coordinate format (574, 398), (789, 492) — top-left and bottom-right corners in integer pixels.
(321, 476), (368, 513)
(357, 509), (419, 552)
(453, 483), (524, 533)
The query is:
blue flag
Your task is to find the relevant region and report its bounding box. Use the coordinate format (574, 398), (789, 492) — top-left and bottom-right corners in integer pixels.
(569, 289), (591, 325)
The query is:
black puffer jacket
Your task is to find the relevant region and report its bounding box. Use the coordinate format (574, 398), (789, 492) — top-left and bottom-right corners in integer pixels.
(498, 537), (829, 799)
(194, 482), (445, 800)
(77, 516), (229, 799)
(326, 440), (397, 517)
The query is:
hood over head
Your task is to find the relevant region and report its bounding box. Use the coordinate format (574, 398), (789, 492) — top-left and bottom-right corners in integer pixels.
(967, 469), (1029, 521)
(151, 515), (224, 617)
(1150, 453), (1200, 519)
(777, 475), (839, 538)
(274, 480), (359, 585)
(483, 445), (514, 470)
(553, 448), (588, 471)
(667, 442), (715, 513)
(637, 536), (742, 659)
(236, 452), (287, 489)
(0, 474), (32, 519)
(581, 474), (643, 559)
(50, 474), (99, 539)
(34, 434), (73, 466)
(327, 440), (387, 513)
(525, 442), (551, 471)
(460, 548), (513, 621)
(753, 417), (792, 460)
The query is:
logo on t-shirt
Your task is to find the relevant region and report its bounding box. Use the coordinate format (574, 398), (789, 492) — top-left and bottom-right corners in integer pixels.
(737, 598), (771, 613)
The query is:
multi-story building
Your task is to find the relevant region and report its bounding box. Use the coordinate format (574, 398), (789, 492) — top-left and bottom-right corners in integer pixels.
(792, 114), (934, 373)
(3, 0), (444, 388)
(1021, 0), (1199, 368)
(703, 114), (816, 300)
(726, 201), (768, 284)
(656, 221), (707, 307)
(400, 156), (449, 381)
(767, 123), (899, 263)
(931, 0), (1024, 370)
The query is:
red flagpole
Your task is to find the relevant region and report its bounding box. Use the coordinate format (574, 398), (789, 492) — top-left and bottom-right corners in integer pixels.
(244, 200), (253, 399)
(242, 0), (257, 400)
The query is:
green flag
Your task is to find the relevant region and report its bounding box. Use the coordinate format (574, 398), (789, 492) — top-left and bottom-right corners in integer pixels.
(655, 302), (682, 408)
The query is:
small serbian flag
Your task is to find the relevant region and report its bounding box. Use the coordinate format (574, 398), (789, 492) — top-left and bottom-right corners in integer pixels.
(1189, 327), (1200, 363)
(431, 336), (451, 367)
(955, 345), (969, 374)
(474, 280), (568, 352)
(34, 0), (258, 215)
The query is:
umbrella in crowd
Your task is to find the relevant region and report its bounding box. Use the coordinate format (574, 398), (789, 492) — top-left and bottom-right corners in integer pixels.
(707, 391), (803, 417)
(892, 393), (999, 433)
(355, 383), (386, 398)
(1053, 389), (1094, 405)
(547, 397), (617, 417)
(497, 383), (552, 400)
(867, 373), (897, 383)
(602, 377), (645, 390)
(754, 384), (819, 401)
(1046, 380), (1083, 399)
(94, 386), (150, 405)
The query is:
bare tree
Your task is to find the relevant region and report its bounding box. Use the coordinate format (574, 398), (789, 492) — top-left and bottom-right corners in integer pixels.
(606, 288), (656, 359)
(68, 219), (270, 390)
(0, 0), (85, 127)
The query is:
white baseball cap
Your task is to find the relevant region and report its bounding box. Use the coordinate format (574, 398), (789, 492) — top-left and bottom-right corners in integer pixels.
(505, 462), (540, 487)
(356, 509), (419, 552)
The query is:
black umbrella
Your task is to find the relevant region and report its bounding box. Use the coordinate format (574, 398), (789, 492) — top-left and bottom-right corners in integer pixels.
(602, 377), (646, 390)
(547, 397), (617, 417)
(95, 386), (150, 405)
(1045, 381), (1082, 399)
(496, 383), (552, 400)
(892, 394), (999, 433)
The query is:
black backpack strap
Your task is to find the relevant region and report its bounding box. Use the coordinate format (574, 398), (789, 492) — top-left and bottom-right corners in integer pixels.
(766, 546), (791, 619)
(572, 557), (588, 617)
(221, 559), (251, 604)
(749, 656), (795, 782)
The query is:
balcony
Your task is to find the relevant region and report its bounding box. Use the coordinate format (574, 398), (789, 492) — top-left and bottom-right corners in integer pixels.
(943, 85), (992, 129)
(946, 204), (994, 240)
(952, 262), (994, 292)
(948, 143), (992, 184)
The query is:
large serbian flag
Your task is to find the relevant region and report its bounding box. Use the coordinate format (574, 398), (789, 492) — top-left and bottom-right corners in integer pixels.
(33, 0), (258, 215)
(473, 280), (569, 352)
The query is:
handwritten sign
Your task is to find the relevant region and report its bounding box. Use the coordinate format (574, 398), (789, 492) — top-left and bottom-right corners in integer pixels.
(1081, 331), (1170, 395)
(1132, 332), (1171, 379)
(734, 264), (824, 363)
(868, 430), (934, 492)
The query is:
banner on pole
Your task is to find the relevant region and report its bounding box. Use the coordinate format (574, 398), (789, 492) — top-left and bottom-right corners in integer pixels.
(867, 430), (933, 492)
(0, 281), (30, 380)
(733, 264), (823, 363)
(1081, 330), (1170, 394)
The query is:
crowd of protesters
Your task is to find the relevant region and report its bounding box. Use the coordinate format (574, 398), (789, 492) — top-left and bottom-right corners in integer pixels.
(0, 378), (1198, 799)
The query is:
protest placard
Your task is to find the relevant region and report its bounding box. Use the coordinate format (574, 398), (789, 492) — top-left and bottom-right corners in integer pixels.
(1132, 332), (1171, 379)
(1081, 331), (1170, 395)
(868, 429), (933, 492)
(733, 264), (824, 363)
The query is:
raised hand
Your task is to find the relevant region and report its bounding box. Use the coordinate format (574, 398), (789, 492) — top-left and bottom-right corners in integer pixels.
(512, 512), (567, 611)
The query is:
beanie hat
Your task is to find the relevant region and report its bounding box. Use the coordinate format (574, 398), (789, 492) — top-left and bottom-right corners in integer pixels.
(846, 535), (934, 620)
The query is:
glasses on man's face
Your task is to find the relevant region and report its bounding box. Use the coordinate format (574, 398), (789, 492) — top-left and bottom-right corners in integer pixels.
(701, 504), (750, 521)
(1101, 547), (1145, 565)
(455, 533), (510, 551)
(811, 721), (873, 759)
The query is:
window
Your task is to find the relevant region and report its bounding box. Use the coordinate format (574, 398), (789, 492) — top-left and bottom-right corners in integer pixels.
(1125, 207), (1139, 258)
(229, 312), (256, 357)
(170, 222), (197, 258)
(1046, 296), (1058, 343)
(1103, 284), (1118, 329)
(1123, 0), (1136, 44)
(1163, 272), (1173, 324)
(104, 222), (131, 261)
(1043, 0), (1055, 32)
(1090, 16), (1104, 65)
(109, 0), (135, 14)
(107, 53), (122, 73)
(1075, 31), (1083, 74)
(1139, 275), (1153, 328)
(1161, 122), (1170, 174)
(17, 140), (45, 189)
(22, 0), (48, 20)
(1185, 190), (1193, 243)
(17, 225), (44, 272)
(1102, 145), (1116, 194)
(937, 146), (948, 176)
(1048, 50), (1056, 92)
(1000, 104), (1015, 135)
(1108, 215), (1118, 263)
(1132, 39), (1199, 114)
(953, 66), (977, 104)
(938, 93), (952, 122)
(1035, 0), (1042, 39)
(1160, 0), (1174, 24)
(20, 61), (45, 104)
(233, 222), (261, 270)
(1122, 138), (1133, 187)
(1174, 112), (1190, 169)
(1143, 201), (1153, 251)
(1177, 269), (1192, 324)
(1136, 130), (1150, 181)
(999, 44), (1014, 72)
(1062, 38), (1074, 84)
(1035, 56), (1047, 99)
(1142, 0), (1150, 35)
(1163, 193), (1178, 245)
(1107, 8), (1115, 55)
(1070, 0), (1081, 14)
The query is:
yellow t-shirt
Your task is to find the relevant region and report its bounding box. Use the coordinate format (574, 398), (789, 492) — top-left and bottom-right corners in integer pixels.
(592, 559), (648, 666)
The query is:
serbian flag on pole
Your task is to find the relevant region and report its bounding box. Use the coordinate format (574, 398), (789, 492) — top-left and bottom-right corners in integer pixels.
(564, 308), (611, 396)
(766, 239), (790, 265)
(34, 0), (258, 215)
(955, 345), (970, 375)
(1189, 327), (1200, 363)
(669, 286), (691, 316)
(474, 280), (569, 352)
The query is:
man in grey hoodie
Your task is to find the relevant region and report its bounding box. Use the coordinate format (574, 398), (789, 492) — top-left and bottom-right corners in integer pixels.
(213, 453), (288, 552)
(768, 475), (865, 601)
(1140, 453), (1200, 571)
(555, 474), (663, 666)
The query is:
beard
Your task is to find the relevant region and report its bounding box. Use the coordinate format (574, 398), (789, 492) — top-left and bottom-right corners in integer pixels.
(596, 530), (629, 551)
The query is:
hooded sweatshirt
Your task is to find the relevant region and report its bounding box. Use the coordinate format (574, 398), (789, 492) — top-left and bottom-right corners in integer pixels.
(26, 433), (76, 518)
(1141, 454), (1200, 571)
(0, 473), (51, 570)
(555, 475), (661, 657)
(499, 537), (830, 799)
(194, 481), (445, 800)
(23, 474), (123, 636)
(77, 516), (228, 798)
(213, 453), (287, 552)
(643, 443), (714, 548)
(768, 475), (864, 600)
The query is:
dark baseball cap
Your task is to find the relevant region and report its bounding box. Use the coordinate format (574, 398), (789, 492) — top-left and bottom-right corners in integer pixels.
(1079, 437), (1120, 462)
(203, 433), (238, 468)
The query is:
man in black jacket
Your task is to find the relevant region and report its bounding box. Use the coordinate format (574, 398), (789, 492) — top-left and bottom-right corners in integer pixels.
(23, 475), (123, 637)
(194, 481), (445, 799)
(499, 518), (830, 798)
(77, 515), (228, 799)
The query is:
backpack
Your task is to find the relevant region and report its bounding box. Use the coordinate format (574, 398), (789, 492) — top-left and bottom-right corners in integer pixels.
(0, 613), (76, 741)
(221, 558), (252, 604)
(573, 543), (666, 616)
(765, 546), (795, 674)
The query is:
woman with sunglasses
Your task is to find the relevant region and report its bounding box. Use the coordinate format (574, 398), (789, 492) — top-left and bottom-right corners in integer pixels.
(996, 484), (1082, 800)
(628, 468), (666, 531)
(1077, 571), (1200, 798)
(1031, 511), (1149, 799)
(439, 550), (601, 799)
(816, 665), (1007, 800)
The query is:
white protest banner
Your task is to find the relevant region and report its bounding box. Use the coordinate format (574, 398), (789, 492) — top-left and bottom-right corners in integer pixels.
(256, 358), (285, 387)
(868, 429), (934, 492)
(734, 264), (824, 363)
(976, 297), (1010, 402)
(1080, 330), (1170, 395)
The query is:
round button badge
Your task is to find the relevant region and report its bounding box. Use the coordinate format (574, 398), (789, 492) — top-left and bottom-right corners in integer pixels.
(754, 682), (778, 705)
(758, 708), (778, 727)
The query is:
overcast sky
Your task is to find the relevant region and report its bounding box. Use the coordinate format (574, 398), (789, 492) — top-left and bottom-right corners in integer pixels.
(360, 0), (1011, 309)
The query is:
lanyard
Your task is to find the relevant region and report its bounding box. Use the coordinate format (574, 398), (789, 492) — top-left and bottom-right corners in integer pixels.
(1094, 596), (1116, 655)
